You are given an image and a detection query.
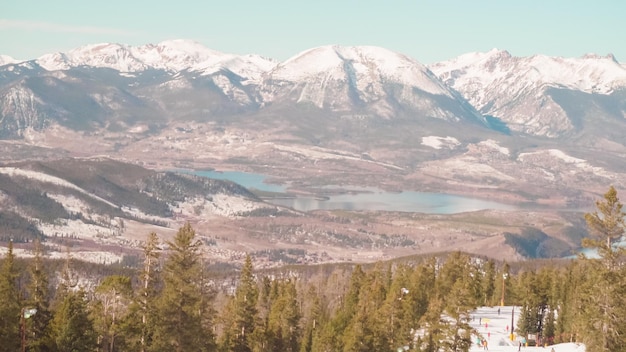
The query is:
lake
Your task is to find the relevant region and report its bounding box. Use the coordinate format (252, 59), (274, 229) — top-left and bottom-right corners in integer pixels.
(191, 170), (515, 214)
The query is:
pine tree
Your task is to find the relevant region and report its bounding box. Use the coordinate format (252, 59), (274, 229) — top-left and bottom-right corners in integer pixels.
(417, 296), (446, 352)
(321, 265), (365, 351)
(152, 223), (215, 351)
(0, 241), (21, 352)
(584, 185), (626, 259)
(299, 285), (322, 352)
(482, 259), (496, 306)
(25, 240), (53, 351)
(266, 279), (301, 352)
(136, 232), (161, 352)
(220, 254), (259, 352)
(495, 263), (511, 306)
(49, 249), (97, 352)
(407, 259), (436, 327)
(92, 275), (133, 351)
(578, 186), (626, 351)
(383, 265), (413, 350)
(342, 263), (390, 352)
(50, 289), (97, 352)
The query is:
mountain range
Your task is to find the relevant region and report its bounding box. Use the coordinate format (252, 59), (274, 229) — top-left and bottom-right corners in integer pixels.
(1, 40), (625, 264)
(1, 40), (625, 190)
(2, 40), (625, 140)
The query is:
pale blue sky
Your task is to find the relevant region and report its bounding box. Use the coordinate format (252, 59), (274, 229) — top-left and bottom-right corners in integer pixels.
(1, 0), (623, 64)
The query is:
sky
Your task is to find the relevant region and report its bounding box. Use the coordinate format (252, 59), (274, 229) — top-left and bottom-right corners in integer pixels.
(1, 0), (623, 64)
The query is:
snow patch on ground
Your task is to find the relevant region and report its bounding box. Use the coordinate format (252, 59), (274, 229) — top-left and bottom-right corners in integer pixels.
(0, 246), (124, 265)
(478, 140), (510, 155)
(47, 193), (93, 214)
(469, 306), (585, 352)
(273, 144), (403, 170)
(0, 167), (117, 208)
(421, 136), (461, 150)
(173, 194), (263, 218)
(518, 149), (611, 176)
(37, 218), (120, 241)
(425, 158), (516, 182)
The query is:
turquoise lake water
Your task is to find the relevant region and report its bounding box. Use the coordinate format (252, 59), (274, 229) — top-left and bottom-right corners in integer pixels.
(191, 170), (515, 214)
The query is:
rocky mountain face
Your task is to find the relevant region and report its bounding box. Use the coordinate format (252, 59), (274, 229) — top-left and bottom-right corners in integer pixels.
(1, 41), (625, 144)
(429, 49), (626, 138)
(0, 41), (492, 140)
(258, 45), (483, 122)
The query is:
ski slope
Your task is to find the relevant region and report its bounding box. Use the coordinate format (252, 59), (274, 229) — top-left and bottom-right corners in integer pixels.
(469, 306), (585, 352)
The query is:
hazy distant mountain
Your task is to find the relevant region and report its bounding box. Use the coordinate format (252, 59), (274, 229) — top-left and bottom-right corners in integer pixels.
(429, 49), (626, 138)
(259, 45), (484, 123)
(0, 42), (490, 140)
(0, 55), (18, 66)
(1, 41), (626, 145)
(36, 39), (277, 81)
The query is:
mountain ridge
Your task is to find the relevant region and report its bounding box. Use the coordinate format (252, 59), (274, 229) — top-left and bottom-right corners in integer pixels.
(429, 48), (626, 137)
(1, 42), (625, 265)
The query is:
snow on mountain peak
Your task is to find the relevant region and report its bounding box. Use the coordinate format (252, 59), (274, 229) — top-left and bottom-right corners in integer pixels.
(268, 45), (450, 96)
(37, 42), (148, 72)
(140, 39), (226, 71)
(429, 50), (626, 137)
(33, 40), (274, 80)
(257, 45), (481, 121)
(0, 55), (19, 66)
(431, 50), (626, 96)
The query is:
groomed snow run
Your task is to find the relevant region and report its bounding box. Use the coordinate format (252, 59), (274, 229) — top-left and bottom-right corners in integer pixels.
(469, 306), (585, 352)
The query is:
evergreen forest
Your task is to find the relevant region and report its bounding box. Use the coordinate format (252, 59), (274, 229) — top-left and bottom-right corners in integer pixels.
(0, 187), (624, 352)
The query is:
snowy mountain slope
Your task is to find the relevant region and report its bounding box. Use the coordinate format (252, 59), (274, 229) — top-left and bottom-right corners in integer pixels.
(0, 55), (18, 66)
(2, 41), (626, 144)
(1, 42), (493, 140)
(35, 40), (277, 82)
(259, 45), (484, 122)
(0, 85), (49, 137)
(429, 50), (626, 137)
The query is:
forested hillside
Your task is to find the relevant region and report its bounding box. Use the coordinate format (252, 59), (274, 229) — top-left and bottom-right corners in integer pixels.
(0, 187), (623, 351)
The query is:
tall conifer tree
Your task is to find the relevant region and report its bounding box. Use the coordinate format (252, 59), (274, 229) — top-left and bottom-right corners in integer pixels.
(92, 275), (133, 351)
(138, 232), (161, 352)
(49, 248), (97, 352)
(0, 241), (21, 351)
(152, 223), (214, 351)
(25, 240), (53, 351)
(579, 186), (626, 351)
(220, 254), (258, 352)
(51, 289), (97, 352)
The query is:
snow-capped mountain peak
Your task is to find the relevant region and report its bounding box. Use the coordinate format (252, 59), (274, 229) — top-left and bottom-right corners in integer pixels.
(137, 39), (226, 72)
(0, 55), (20, 66)
(429, 50), (626, 137)
(260, 45), (482, 121)
(33, 40), (275, 80)
(37, 42), (147, 72)
(267, 45), (452, 96)
(431, 49), (626, 96)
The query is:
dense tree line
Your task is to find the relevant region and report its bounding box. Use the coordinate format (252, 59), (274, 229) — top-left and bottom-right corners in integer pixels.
(0, 187), (624, 351)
